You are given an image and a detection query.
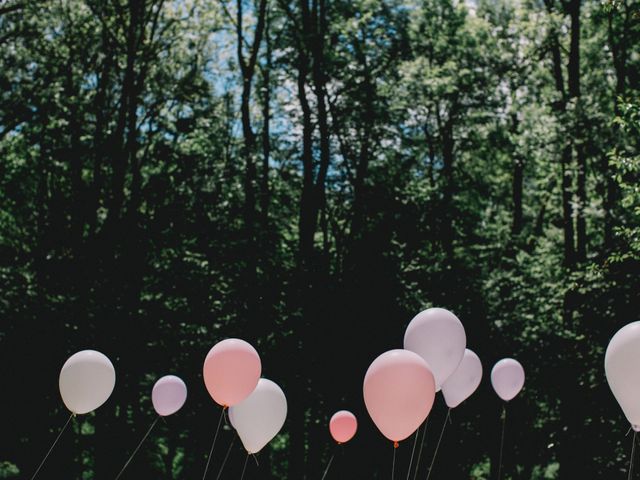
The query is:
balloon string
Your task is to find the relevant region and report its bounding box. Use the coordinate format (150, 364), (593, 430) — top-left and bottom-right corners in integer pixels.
(202, 407), (227, 480)
(425, 408), (451, 480)
(320, 451), (335, 480)
(30, 412), (75, 480)
(251, 453), (259, 466)
(114, 416), (160, 480)
(215, 434), (237, 480)
(412, 418), (429, 480)
(629, 431), (637, 480)
(223, 407), (230, 427)
(405, 428), (419, 480)
(392, 443), (397, 480)
(497, 404), (507, 480)
(239, 454), (249, 480)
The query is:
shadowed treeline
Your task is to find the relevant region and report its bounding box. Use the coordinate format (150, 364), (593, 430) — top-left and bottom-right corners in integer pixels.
(0, 0), (639, 478)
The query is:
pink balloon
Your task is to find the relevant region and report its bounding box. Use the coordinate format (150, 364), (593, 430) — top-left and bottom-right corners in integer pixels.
(329, 410), (357, 444)
(203, 339), (262, 407)
(491, 358), (525, 402)
(152, 375), (187, 416)
(363, 349), (436, 443)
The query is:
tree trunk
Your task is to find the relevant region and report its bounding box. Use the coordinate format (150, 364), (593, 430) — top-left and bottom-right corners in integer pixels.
(604, 2), (628, 248)
(441, 118), (455, 260)
(260, 11), (271, 225)
(510, 114), (523, 236)
(568, 0), (586, 262)
(236, 0), (268, 320)
(547, 13), (576, 267)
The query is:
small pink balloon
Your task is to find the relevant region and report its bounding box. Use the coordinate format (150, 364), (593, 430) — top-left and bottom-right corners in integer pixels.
(329, 410), (357, 444)
(203, 339), (262, 407)
(152, 375), (187, 416)
(363, 349), (436, 443)
(491, 358), (525, 402)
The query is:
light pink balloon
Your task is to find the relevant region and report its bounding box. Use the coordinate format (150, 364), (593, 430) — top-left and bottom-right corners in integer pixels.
(329, 410), (357, 444)
(203, 339), (261, 407)
(152, 375), (187, 416)
(363, 349), (436, 443)
(491, 358), (525, 402)
(441, 349), (482, 409)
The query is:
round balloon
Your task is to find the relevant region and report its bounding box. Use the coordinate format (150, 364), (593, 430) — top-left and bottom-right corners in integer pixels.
(59, 350), (116, 415)
(441, 349), (482, 408)
(404, 308), (466, 391)
(491, 358), (525, 402)
(203, 339), (261, 407)
(329, 410), (357, 444)
(229, 378), (287, 454)
(363, 349), (436, 443)
(605, 322), (640, 429)
(152, 375), (187, 416)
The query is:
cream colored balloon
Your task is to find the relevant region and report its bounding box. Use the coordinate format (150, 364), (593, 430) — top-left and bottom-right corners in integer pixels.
(59, 350), (116, 415)
(229, 378), (287, 454)
(605, 322), (640, 429)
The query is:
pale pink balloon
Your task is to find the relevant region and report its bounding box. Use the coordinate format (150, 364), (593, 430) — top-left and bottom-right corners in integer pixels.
(329, 410), (357, 444)
(203, 339), (261, 407)
(441, 349), (482, 409)
(491, 358), (525, 402)
(363, 349), (436, 443)
(152, 375), (187, 416)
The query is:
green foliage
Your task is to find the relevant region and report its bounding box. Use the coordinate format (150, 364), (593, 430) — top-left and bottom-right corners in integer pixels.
(0, 0), (639, 478)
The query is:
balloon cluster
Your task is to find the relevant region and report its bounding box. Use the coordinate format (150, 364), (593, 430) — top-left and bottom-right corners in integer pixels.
(56, 338), (287, 459)
(361, 308), (525, 445)
(203, 339), (287, 454)
(52, 317), (527, 476)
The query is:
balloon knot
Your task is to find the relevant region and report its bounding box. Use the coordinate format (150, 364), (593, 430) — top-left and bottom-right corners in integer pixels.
(337, 441), (342, 446)
(393, 441), (399, 449)
(223, 405), (228, 410)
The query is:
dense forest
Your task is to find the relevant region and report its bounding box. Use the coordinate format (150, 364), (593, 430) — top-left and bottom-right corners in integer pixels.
(1, 0), (639, 478)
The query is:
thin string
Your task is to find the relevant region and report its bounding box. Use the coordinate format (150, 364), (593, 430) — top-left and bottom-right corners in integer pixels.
(425, 408), (451, 480)
(31, 413), (75, 480)
(392, 443), (397, 480)
(214, 434), (236, 480)
(239, 454), (249, 480)
(406, 429), (419, 480)
(202, 407), (227, 480)
(412, 418), (429, 480)
(320, 452), (335, 480)
(114, 416), (161, 480)
(251, 453), (259, 466)
(629, 431), (637, 480)
(222, 407), (230, 426)
(497, 404), (507, 480)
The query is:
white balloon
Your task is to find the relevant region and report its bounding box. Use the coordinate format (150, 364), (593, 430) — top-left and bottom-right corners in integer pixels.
(490, 358), (525, 402)
(605, 322), (640, 429)
(404, 308), (466, 391)
(441, 349), (482, 408)
(59, 350), (116, 415)
(229, 378), (287, 454)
